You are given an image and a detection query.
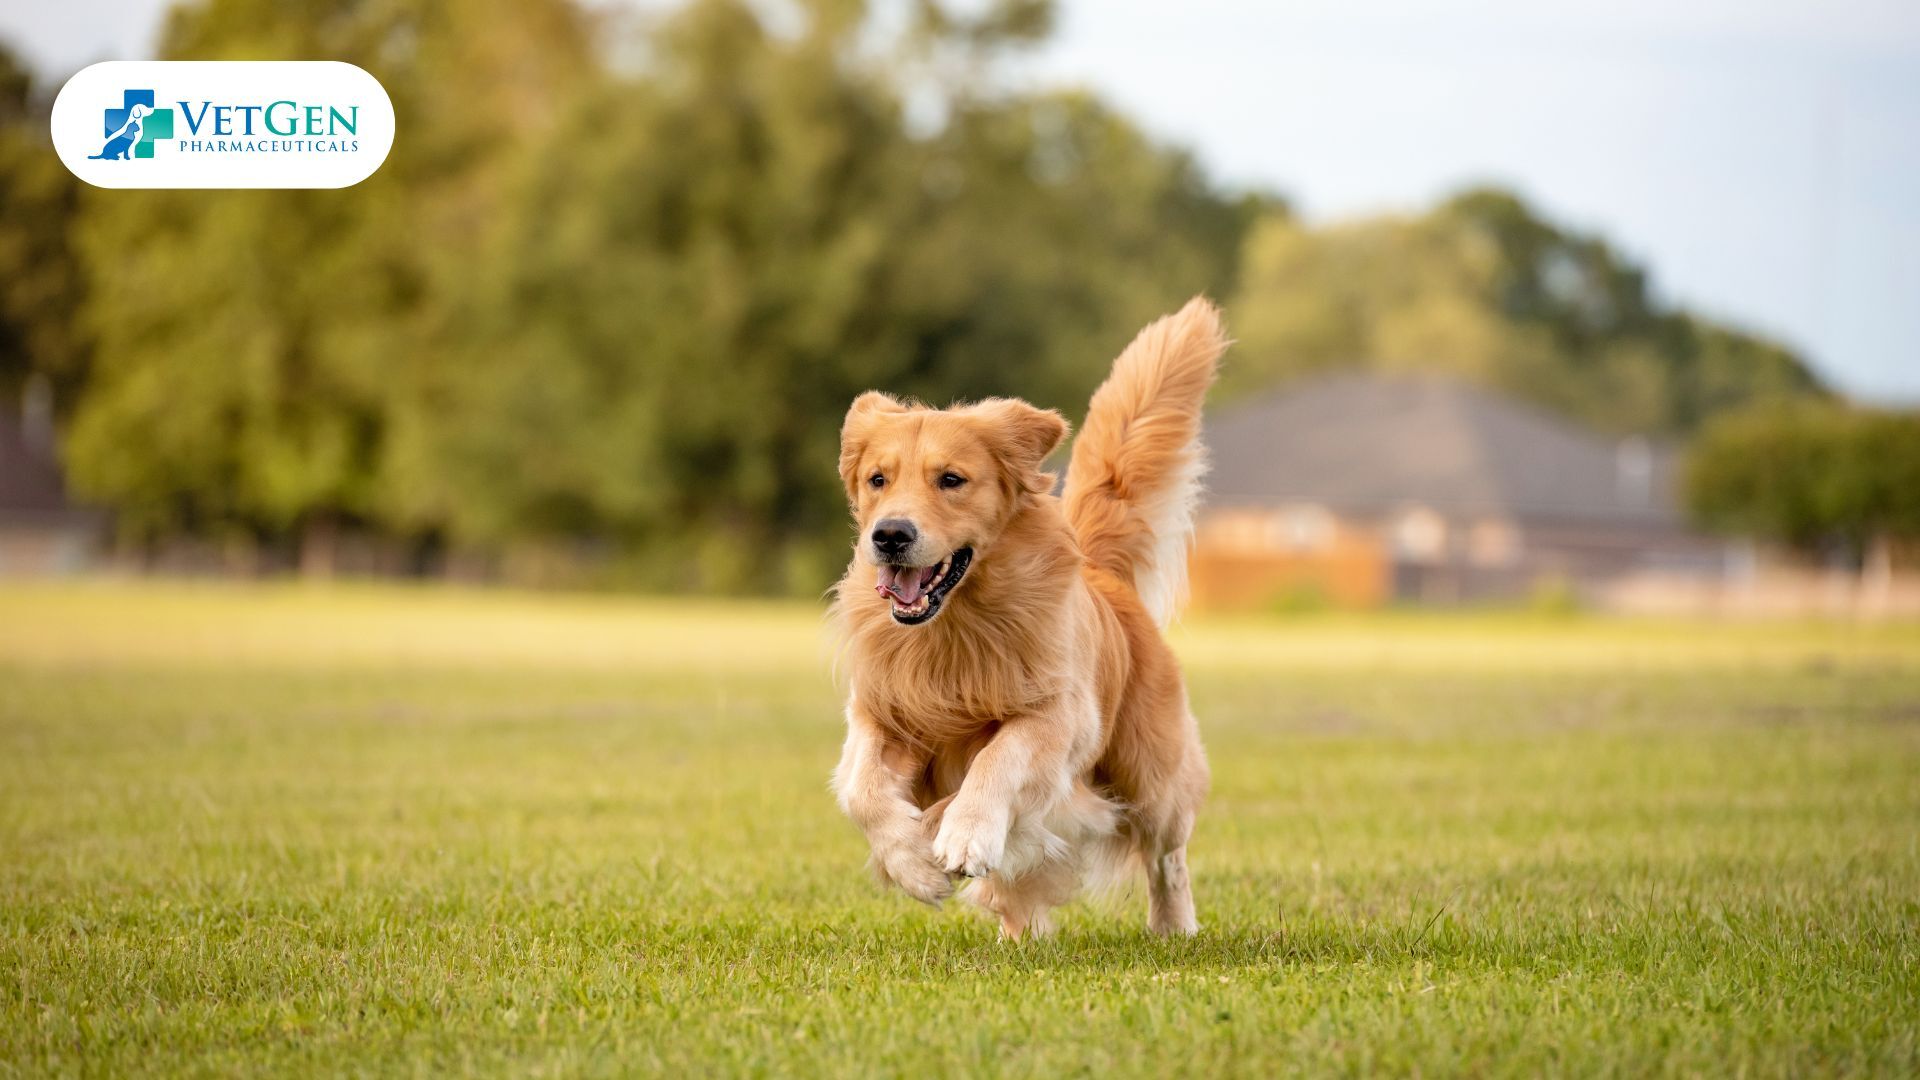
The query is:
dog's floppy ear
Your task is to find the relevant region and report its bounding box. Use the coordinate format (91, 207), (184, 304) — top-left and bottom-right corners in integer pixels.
(971, 397), (1070, 496)
(839, 391), (908, 497)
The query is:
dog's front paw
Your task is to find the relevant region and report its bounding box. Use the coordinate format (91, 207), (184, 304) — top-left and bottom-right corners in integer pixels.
(875, 840), (952, 905)
(931, 799), (1009, 878)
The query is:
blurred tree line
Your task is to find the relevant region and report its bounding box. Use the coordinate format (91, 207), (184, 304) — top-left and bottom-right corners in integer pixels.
(1688, 404), (1920, 574)
(1223, 190), (1824, 434)
(0, 0), (1860, 592)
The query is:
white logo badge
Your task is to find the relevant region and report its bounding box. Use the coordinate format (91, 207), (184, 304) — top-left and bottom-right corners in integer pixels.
(51, 61), (395, 189)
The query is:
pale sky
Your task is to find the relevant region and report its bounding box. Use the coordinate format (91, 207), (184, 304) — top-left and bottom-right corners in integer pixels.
(6, 0), (1917, 403)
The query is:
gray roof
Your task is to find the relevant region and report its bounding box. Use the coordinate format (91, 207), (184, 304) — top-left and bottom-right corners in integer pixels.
(1203, 374), (1681, 525)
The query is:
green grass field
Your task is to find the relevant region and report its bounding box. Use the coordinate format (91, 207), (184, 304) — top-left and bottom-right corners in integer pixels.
(2, 583), (1917, 1076)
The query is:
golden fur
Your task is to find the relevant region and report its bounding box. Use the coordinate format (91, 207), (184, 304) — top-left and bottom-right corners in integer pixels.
(831, 297), (1228, 938)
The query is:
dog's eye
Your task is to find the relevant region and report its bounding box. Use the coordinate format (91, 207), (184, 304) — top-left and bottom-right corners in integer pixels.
(868, 473), (886, 489)
(939, 472), (967, 490)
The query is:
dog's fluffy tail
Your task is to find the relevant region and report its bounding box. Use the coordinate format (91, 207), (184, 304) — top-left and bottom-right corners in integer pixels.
(1064, 297), (1228, 625)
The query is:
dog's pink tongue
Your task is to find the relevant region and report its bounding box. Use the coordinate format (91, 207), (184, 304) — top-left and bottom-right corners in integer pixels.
(875, 565), (930, 605)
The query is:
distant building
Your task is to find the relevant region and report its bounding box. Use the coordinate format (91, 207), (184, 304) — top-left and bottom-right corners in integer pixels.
(1192, 374), (1731, 609)
(0, 385), (101, 575)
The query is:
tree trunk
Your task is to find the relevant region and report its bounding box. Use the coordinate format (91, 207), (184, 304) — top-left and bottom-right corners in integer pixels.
(1860, 533), (1893, 618)
(300, 515), (340, 580)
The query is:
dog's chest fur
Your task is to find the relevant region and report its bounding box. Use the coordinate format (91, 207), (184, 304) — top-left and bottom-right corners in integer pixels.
(851, 613), (1062, 745)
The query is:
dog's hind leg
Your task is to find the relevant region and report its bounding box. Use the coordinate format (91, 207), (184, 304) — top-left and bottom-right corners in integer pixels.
(1136, 728), (1207, 936)
(1146, 842), (1197, 936)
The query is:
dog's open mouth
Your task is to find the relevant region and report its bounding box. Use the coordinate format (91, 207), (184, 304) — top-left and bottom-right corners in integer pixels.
(874, 548), (973, 625)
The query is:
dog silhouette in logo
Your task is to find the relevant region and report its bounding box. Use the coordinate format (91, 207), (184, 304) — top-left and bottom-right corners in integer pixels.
(91, 102), (150, 160)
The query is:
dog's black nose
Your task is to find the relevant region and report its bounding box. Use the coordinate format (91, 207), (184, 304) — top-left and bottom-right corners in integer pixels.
(871, 519), (918, 560)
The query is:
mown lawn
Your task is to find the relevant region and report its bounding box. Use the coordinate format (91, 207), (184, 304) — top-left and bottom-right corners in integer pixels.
(2, 582), (1917, 1076)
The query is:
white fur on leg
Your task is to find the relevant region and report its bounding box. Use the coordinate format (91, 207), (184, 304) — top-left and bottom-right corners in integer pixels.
(833, 702), (950, 905)
(963, 779), (1125, 885)
(965, 783), (1125, 936)
(931, 796), (1010, 879)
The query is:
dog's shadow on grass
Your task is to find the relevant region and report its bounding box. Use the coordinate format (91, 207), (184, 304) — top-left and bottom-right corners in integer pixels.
(786, 911), (1473, 975)
(1007, 921), (1464, 970)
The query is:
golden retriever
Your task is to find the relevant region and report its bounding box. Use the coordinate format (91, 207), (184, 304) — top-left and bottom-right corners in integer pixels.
(830, 298), (1227, 938)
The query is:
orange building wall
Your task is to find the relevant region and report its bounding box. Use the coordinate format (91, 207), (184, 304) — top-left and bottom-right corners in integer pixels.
(1188, 508), (1391, 610)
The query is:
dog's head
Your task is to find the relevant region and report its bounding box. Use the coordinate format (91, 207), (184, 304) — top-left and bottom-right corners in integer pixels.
(839, 392), (1068, 625)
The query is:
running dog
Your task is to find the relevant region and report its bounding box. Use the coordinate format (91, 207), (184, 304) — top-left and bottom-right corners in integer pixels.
(832, 297), (1227, 938)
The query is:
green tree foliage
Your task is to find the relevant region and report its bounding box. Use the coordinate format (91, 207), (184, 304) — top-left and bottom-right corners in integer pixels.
(50, 0), (1828, 591)
(63, 0), (1248, 587)
(0, 44), (87, 408)
(378, 0), (1248, 591)
(1225, 187), (1825, 435)
(1685, 403), (1920, 560)
(63, 0), (594, 551)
